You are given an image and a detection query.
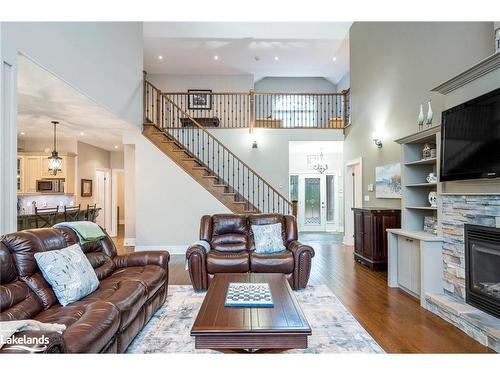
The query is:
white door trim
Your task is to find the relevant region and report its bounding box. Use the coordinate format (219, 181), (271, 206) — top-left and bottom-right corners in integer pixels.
(110, 169), (124, 238)
(344, 157), (363, 245)
(95, 168), (112, 233)
(0, 59), (17, 235)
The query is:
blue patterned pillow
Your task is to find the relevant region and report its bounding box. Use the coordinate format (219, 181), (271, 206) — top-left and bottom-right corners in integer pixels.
(252, 223), (286, 254)
(34, 244), (99, 306)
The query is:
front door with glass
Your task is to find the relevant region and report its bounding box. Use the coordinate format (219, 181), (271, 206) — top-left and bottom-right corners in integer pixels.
(292, 174), (338, 232)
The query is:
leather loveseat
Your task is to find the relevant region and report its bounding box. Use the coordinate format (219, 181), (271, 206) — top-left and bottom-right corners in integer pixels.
(186, 214), (314, 291)
(0, 227), (169, 353)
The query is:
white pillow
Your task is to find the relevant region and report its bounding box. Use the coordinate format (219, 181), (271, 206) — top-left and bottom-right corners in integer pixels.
(34, 244), (99, 306)
(252, 223), (286, 254)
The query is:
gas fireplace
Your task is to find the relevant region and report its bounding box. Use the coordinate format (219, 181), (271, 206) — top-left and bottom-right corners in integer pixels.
(465, 224), (500, 319)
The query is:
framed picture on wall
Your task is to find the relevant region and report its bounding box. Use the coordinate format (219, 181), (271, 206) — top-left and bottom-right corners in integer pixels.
(188, 89), (212, 110)
(81, 179), (93, 197)
(375, 163), (402, 199)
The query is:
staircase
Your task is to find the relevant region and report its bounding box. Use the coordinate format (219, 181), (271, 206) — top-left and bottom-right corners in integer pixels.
(142, 80), (292, 215)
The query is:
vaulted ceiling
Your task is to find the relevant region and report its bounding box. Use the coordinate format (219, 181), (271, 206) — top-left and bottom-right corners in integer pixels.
(143, 22), (351, 84)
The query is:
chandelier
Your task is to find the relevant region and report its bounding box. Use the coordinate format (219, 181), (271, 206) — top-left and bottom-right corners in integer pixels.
(313, 152), (328, 174)
(47, 121), (62, 175)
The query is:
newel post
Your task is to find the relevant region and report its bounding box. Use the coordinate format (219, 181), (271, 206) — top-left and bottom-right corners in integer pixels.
(342, 88), (350, 131)
(292, 200), (298, 218)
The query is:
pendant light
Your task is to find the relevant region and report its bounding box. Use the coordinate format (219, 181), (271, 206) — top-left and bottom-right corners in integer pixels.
(47, 121), (62, 175)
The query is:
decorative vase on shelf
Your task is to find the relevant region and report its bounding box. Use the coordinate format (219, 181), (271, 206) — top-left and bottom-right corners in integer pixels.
(418, 104), (425, 131)
(425, 100), (433, 127)
(428, 191), (437, 208)
(426, 173), (437, 184)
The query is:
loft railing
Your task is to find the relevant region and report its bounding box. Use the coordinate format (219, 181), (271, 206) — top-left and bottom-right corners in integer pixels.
(161, 89), (350, 130)
(144, 80), (293, 215)
(163, 92), (250, 128)
(253, 92), (347, 129)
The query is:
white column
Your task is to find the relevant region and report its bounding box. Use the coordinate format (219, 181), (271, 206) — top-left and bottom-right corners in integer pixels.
(0, 23), (18, 235)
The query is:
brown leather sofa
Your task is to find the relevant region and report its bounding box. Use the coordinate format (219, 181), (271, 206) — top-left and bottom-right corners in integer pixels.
(186, 214), (314, 291)
(0, 227), (169, 353)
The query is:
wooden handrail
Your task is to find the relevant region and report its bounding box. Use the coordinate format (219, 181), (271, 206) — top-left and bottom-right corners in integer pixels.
(163, 91), (347, 96)
(161, 91), (292, 207)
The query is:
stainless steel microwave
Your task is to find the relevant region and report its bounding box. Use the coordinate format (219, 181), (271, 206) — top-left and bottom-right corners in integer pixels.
(36, 179), (65, 193)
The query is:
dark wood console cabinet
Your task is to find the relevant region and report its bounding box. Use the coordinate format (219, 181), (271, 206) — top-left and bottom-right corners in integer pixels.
(353, 208), (401, 271)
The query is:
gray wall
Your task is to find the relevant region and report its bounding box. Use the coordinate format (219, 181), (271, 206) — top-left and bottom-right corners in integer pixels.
(344, 22), (494, 208)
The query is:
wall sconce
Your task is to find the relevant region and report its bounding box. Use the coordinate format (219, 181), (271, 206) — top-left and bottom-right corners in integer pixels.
(373, 138), (383, 148)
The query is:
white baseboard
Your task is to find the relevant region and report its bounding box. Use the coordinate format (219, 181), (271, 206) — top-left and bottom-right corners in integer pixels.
(123, 238), (136, 246)
(134, 245), (188, 255)
(343, 236), (354, 246)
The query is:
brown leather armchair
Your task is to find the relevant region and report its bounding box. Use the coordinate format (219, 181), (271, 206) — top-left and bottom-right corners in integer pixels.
(186, 214), (314, 291)
(0, 227), (169, 354)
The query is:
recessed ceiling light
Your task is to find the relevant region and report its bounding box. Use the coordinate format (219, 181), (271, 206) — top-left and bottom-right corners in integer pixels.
(80, 132), (84, 136)
(213, 55), (219, 61)
(114, 145), (119, 149)
(332, 57), (337, 62)
(20, 131), (25, 135)
(274, 56), (279, 61)
(158, 55), (163, 60)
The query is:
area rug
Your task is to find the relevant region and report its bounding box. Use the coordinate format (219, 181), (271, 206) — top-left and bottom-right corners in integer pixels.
(127, 284), (384, 354)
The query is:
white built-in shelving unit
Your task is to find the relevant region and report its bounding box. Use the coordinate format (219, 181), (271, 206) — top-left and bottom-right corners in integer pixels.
(387, 125), (443, 308)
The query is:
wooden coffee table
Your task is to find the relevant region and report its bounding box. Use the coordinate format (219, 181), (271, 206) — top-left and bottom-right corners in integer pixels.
(191, 273), (311, 352)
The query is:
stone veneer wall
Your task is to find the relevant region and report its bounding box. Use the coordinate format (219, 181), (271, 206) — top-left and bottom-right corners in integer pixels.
(441, 195), (500, 299)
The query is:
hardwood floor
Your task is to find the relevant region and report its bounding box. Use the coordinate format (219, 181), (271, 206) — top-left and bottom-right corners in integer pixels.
(112, 227), (492, 353)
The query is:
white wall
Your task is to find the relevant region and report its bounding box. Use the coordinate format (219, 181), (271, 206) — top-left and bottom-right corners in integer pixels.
(2, 22), (143, 127)
(255, 77), (336, 93)
(344, 22), (493, 209)
(18, 137), (78, 154)
(289, 142), (344, 174)
(1, 22), (143, 234)
(123, 144), (136, 244)
(76, 141), (111, 208)
(211, 128), (344, 196)
(147, 74), (254, 92)
(132, 134), (229, 249)
(337, 73), (350, 92)
(110, 151), (124, 169)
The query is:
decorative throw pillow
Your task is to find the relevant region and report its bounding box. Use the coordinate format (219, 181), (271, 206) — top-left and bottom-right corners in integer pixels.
(252, 223), (286, 254)
(34, 244), (99, 306)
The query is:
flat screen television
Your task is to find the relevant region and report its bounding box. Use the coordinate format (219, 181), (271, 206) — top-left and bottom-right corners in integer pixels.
(440, 87), (500, 182)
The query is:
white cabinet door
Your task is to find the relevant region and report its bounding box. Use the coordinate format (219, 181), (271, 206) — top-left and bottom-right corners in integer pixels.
(397, 236), (421, 297)
(24, 156), (42, 193)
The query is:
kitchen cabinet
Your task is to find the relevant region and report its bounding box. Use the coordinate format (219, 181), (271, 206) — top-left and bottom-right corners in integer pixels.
(17, 153), (76, 195)
(24, 156), (42, 193)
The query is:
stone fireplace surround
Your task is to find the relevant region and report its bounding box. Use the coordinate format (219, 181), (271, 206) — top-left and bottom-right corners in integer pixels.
(426, 195), (500, 352)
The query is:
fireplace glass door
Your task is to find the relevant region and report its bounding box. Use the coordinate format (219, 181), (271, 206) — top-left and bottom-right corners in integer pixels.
(465, 224), (500, 319)
(470, 242), (500, 303)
